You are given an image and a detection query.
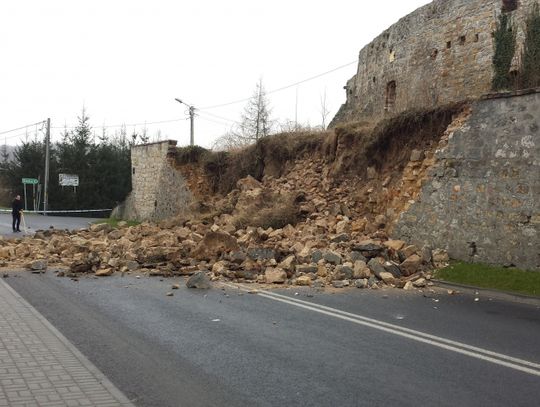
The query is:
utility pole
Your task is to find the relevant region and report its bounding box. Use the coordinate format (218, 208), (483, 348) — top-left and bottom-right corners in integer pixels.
(295, 86), (299, 131)
(43, 118), (50, 216)
(175, 98), (195, 146)
(188, 105), (195, 146)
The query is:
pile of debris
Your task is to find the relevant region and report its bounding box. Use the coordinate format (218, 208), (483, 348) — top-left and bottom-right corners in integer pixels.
(0, 173), (449, 290)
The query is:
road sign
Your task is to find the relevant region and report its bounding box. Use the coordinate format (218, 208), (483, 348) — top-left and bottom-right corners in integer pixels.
(22, 178), (38, 185)
(59, 174), (79, 187)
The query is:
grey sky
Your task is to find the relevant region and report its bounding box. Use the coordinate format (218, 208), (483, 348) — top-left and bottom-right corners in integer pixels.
(0, 0), (430, 148)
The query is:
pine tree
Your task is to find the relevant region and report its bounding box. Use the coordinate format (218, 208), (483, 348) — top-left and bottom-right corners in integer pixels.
(239, 79), (273, 142)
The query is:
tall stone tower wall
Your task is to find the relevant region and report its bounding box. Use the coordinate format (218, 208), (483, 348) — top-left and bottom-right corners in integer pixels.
(112, 140), (192, 222)
(331, 0), (538, 126)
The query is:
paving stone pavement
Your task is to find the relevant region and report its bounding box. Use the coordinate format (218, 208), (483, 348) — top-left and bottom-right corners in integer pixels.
(0, 278), (134, 407)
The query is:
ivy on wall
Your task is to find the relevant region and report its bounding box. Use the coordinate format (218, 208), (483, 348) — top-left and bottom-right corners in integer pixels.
(519, 3), (540, 89)
(492, 12), (516, 91)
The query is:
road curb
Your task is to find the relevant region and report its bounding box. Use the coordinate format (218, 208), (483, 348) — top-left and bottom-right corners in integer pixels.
(433, 279), (540, 306)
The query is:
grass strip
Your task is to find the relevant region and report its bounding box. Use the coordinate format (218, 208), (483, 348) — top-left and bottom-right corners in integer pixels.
(435, 262), (540, 297)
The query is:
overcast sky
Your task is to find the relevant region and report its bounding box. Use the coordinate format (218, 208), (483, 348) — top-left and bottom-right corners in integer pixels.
(0, 0), (430, 148)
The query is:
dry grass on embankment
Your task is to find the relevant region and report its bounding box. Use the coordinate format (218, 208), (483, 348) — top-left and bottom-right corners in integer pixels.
(175, 102), (468, 195)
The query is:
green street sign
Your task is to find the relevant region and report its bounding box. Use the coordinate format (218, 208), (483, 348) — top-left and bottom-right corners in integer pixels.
(22, 178), (38, 185)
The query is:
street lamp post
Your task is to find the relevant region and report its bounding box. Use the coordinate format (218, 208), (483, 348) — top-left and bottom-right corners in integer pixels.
(175, 98), (195, 146)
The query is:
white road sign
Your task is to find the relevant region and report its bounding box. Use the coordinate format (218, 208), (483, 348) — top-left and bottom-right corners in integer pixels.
(59, 174), (79, 187)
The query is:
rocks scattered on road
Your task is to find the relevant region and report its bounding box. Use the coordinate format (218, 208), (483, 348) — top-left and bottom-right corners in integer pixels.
(0, 172), (451, 292)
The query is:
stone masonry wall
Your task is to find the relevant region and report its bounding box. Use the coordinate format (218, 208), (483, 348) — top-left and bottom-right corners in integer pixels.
(395, 90), (540, 270)
(113, 140), (192, 222)
(332, 0), (538, 126)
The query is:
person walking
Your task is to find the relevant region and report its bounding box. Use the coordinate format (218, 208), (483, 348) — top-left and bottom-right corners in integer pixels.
(12, 194), (23, 232)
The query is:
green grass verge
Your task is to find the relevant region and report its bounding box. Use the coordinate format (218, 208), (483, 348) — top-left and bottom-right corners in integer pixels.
(93, 218), (140, 228)
(435, 262), (540, 297)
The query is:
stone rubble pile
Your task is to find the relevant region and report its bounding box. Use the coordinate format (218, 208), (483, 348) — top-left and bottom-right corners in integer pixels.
(0, 172), (450, 291)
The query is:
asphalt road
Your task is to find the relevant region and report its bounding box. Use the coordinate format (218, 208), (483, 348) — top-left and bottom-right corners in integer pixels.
(0, 213), (102, 236)
(5, 273), (540, 407)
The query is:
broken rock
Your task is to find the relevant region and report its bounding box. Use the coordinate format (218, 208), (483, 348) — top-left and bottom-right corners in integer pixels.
(29, 259), (48, 271)
(355, 278), (369, 289)
(432, 249), (450, 267)
(353, 261), (371, 279)
(353, 241), (385, 258)
(265, 267), (287, 284)
(186, 272), (211, 289)
(191, 231), (240, 261)
(378, 272), (396, 285)
(323, 251), (342, 265)
(295, 275), (312, 286)
(333, 265), (353, 281)
(367, 258), (386, 279)
(412, 277), (427, 288)
(95, 268), (114, 277)
(400, 254), (422, 276)
(278, 255), (296, 271)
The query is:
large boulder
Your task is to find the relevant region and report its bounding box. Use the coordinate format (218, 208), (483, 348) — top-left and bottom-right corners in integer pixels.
(400, 254), (422, 276)
(95, 268), (114, 277)
(352, 241), (385, 258)
(353, 261), (371, 279)
(333, 265), (354, 281)
(265, 267), (287, 284)
(186, 272), (211, 289)
(29, 259), (48, 272)
(191, 231), (240, 261)
(323, 251), (342, 265)
(295, 275), (312, 286)
(367, 258), (387, 279)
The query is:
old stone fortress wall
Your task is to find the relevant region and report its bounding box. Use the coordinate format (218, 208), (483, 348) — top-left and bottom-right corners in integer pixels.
(332, 0), (537, 125)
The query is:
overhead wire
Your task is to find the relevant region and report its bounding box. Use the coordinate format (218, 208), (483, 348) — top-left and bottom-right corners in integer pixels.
(51, 117), (189, 130)
(3, 60), (356, 137)
(199, 60), (357, 110)
(197, 111), (236, 123)
(197, 116), (235, 127)
(0, 120), (46, 136)
(2, 128), (43, 142)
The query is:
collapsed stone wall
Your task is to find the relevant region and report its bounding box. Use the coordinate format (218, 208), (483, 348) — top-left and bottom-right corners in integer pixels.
(395, 90), (540, 270)
(116, 93), (538, 269)
(331, 0), (538, 126)
(112, 140), (192, 222)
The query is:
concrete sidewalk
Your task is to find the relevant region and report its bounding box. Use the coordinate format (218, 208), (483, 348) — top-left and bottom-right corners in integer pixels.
(0, 279), (134, 407)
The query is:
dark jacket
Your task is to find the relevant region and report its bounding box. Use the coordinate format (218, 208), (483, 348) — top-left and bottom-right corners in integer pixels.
(12, 199), (23, 215)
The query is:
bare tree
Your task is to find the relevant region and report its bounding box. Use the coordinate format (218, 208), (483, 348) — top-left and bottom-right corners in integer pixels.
(212, 130), (250, 151)
(319, 89), (330, 129)
(211, 79), (274, 151)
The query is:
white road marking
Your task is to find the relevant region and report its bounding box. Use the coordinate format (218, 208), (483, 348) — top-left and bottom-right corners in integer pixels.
(222, 283), (540, 377)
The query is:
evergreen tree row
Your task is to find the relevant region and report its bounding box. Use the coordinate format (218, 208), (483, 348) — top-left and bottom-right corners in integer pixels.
(0, 110), (135, 215)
